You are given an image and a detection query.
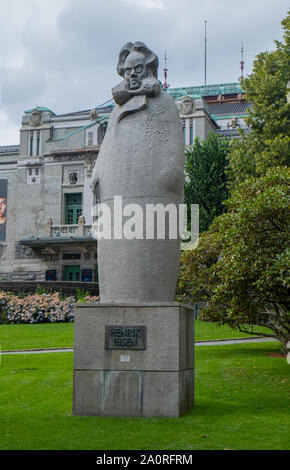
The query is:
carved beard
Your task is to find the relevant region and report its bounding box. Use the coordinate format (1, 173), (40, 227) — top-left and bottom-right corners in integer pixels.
(112, 74), (161, 105)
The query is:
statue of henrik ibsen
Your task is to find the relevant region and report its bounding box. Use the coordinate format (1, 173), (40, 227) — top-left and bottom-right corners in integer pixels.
(91, 41), (185, 303)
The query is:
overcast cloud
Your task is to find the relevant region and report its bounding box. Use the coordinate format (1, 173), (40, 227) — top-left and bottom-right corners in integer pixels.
(0, 0), (289, 144)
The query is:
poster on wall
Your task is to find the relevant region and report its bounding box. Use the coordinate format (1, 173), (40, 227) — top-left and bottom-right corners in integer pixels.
(0, 179), (7, 241)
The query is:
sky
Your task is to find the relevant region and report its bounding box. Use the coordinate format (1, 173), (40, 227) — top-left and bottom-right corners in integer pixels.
(0, 0), (289, 145)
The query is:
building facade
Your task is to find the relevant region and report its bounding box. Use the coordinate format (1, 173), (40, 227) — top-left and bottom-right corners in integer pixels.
(0, 82), (250, 283)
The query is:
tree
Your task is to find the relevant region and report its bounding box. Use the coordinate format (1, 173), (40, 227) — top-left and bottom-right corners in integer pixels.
(177, 167), (290, 351)
(185, 132), (230, 232)
(227, 11), (290, 188)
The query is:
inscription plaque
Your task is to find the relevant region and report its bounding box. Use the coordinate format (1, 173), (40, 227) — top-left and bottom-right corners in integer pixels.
(105, 325), (146, 350)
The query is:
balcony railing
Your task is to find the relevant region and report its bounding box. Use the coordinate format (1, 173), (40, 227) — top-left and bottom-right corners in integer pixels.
(52, 224), (78, 238)
(45, 216), (93, 238)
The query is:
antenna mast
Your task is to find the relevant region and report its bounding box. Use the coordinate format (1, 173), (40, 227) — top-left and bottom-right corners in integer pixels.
(163, 50), (169, 90)
(204, 20), (207, 86)
(239, 41), (245, 82)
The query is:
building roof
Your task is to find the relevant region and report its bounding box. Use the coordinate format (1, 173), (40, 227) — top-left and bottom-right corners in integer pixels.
(96, 99), (115, 109)
(167, 82), (244, 101)
(57, 103), (114, 118)
(207, 101), (251, 116)
(24, 106), (56, 115)
(47, 83), (247, 120)
(214, 128), (251, 138)
(48, 116), (109, 143)
(0, 145), (20, 155)
(57, 109), (92, 117)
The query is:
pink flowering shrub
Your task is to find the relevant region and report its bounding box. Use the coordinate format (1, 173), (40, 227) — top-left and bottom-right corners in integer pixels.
(0, 291), (14, 324)
(0, 291), (99, 324)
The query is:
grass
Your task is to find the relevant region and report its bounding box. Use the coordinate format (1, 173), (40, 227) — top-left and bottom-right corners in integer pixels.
(0, 321), (273, 351)
(195, 321), (271, 341)
(0, 323), (74, 351)
(0, 341), (288, 450)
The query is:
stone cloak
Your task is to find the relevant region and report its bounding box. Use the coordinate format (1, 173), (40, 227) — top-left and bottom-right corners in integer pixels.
(92, 90), (185, 302)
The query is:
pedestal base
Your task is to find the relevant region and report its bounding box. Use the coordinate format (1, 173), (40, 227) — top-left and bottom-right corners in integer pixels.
(73, 303), (194, 418)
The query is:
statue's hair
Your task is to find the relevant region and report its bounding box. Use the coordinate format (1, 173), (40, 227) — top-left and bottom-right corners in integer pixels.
(117, 41), (159, 78)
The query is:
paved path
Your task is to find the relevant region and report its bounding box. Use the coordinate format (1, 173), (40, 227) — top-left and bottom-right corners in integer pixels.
(196, 337), (277, 346)
(0, 337), (277, 355)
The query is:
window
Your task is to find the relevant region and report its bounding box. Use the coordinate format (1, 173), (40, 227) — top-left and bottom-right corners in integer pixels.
(66, 208), (82, 224)
(63, 253), (81, 260)
(69, 172), (78, 185)
(189, 120), (194, 145)
(64, 265), (81, 282)
(27, 167), (40, 184)
(65, 193), (82, 224)
(36, 131), (40, 156)
(181, 119), (186, 145)
(88, 131), (94, 146)
(97, 126), (104, 144)
(29, 131), (33, 156)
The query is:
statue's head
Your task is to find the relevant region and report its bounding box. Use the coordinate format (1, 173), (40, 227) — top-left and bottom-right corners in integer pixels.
(117, 42), (158, 87)
(113, 42), (160, 104)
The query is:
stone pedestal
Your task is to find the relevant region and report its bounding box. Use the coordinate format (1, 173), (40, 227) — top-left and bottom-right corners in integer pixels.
(73, 303), (194, 418)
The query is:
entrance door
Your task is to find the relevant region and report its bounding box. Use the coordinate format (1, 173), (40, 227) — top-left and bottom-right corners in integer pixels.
(64, 265), (81, 281)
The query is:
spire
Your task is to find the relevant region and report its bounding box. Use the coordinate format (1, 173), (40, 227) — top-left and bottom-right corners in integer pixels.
(239, 41), (245, 82)
(163, 50), (169, 90)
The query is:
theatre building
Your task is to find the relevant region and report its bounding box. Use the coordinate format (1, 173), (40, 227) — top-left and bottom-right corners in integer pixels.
(0, 82), (250, 285)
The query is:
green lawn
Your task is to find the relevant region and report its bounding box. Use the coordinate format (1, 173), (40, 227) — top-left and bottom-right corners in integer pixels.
(195, 321), (271, 341)
(0, 341), (288, 450)
(0, 321), (273, 351)
(0, 323), (74, 351)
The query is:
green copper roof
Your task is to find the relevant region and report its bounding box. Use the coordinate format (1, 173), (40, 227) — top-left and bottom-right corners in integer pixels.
(24, 106), (56, 115)
(211, 114), (248, 120)
(167, 82), (244, 101)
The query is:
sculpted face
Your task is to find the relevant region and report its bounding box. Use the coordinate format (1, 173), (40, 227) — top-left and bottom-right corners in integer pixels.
(182, 99), (193, 115)
(124, 51), (148, 90)
(112, 42), (160, 105)
(31, 112), (41, 127)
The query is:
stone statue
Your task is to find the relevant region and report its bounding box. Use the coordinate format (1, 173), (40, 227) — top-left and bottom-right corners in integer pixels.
(91, 41), (185, 302)
(90, 108), (98, 120)
(73, 43), (193, 419)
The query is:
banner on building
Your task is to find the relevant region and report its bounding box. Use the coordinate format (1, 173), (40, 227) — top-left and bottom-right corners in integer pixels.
(0, 179), (7, 241)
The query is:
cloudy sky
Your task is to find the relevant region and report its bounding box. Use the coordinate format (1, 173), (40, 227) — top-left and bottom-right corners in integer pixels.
(0, 0), (288, 145)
